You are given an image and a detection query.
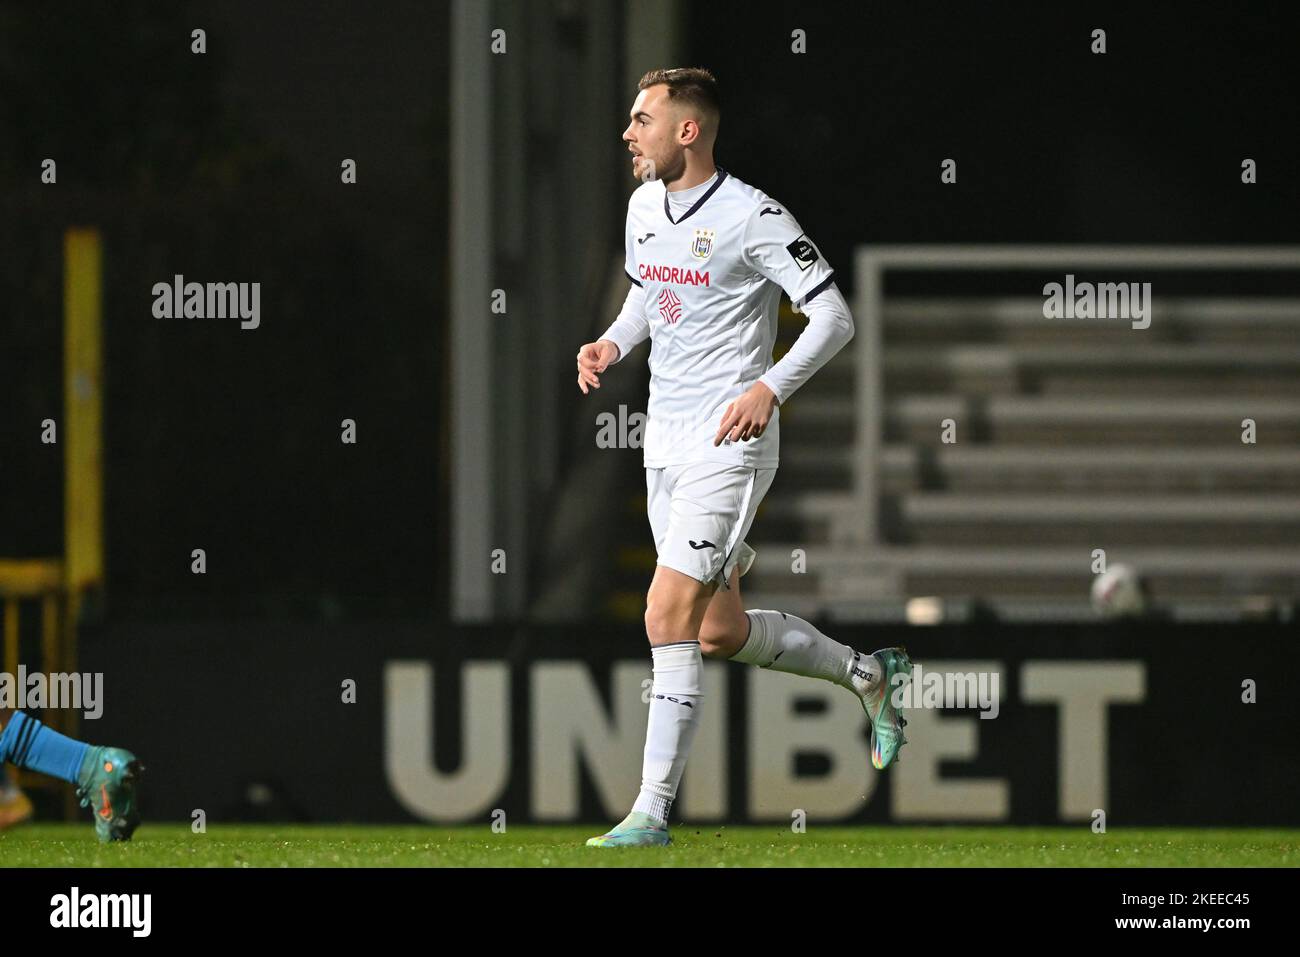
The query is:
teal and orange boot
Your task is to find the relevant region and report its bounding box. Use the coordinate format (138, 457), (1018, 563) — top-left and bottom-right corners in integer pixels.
(852, 647), (914, 770)
(586, 811), (671, 847)
(76, 746), (143, 842)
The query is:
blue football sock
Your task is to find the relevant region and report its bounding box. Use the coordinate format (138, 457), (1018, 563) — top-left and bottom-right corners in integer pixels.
(0, 712), (89, 784)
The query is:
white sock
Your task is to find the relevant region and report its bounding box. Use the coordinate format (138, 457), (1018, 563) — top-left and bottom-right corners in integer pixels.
(631, 641), (703, 825)
(731, 609), (870, 692)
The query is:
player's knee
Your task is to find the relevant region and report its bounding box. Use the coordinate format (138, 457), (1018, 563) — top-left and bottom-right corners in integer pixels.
(698, 612), (748, 659)
(644, 596), (691, 645)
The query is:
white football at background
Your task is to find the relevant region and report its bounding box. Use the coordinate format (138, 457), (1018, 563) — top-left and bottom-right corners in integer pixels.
(1091, 563), (1146, 618)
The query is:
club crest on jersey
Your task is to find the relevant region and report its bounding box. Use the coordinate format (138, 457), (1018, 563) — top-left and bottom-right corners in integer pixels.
(690, 228), (716, 260)
(658, 287), (682, 324)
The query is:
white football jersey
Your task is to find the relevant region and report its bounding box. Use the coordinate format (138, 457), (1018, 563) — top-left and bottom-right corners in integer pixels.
(619, 168), (836, 468)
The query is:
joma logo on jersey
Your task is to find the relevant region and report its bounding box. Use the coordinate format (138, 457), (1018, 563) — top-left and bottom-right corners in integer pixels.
(638, 264), (710, 287)
(691, 228), (715, 260)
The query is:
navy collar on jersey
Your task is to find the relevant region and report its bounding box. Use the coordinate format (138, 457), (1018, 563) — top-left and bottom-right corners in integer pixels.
(662, 167), (728, 225)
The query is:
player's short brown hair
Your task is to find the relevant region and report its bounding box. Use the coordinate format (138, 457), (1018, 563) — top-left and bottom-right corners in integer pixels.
(638, 67), (720, 133)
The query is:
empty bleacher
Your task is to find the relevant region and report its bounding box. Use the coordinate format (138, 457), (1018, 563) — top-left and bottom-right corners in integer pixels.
(740, 252), (1300, 622)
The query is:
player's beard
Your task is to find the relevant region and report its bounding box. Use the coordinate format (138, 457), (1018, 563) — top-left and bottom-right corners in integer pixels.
(632, 147), (684, 185)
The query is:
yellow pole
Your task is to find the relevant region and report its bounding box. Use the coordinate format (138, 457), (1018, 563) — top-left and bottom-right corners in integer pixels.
(63, 228), (105, 598)
(40, 593), (59, 730)
(2, 599), (16, 683)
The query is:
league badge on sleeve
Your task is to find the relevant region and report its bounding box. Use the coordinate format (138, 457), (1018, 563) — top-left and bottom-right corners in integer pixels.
(691, 227), (716, 260)
(786, 233), (820, 271)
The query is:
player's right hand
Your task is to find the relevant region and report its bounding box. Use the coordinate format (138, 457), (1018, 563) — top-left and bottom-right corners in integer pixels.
(576, 340), (620, 394)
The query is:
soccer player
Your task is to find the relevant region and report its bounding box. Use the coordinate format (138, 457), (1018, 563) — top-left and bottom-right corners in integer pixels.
(575, 68), (913, 847)
(0, 710), (143, 841)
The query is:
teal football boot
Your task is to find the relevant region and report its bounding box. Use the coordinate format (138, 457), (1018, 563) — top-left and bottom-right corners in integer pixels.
(853, 647), (913, 770)
(76, 746), (143, 842)
(586, 811), (672, 847)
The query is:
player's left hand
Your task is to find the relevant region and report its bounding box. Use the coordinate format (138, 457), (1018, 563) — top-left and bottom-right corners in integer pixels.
(714, 381), (779, 445)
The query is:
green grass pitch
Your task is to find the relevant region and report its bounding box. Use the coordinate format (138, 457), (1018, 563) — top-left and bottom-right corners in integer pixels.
(2, 824), (1297, 866)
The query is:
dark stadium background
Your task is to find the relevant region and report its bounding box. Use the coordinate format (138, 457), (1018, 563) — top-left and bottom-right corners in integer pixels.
(1, 2), (1297, 825)
(5, 2), (1297, 619)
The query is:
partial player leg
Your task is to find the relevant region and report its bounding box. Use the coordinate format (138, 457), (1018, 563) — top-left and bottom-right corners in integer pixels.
(0, 710), (143, 841)
(587, 563), (715, 847)
(0, 704), (33, 829)
(0, 763), (33, 829)
(700, 563), (914, 769)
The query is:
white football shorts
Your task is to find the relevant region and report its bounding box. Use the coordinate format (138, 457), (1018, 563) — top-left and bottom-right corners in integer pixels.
(645, 462), (776, 590)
